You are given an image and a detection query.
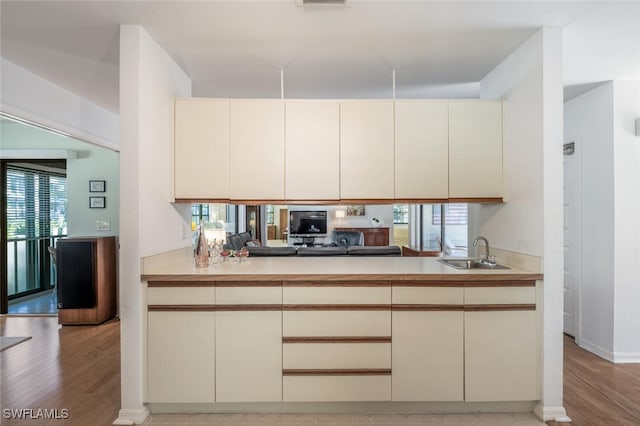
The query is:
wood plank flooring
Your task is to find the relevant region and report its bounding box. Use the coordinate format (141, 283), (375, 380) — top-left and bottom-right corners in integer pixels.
(1, 317), (639, 425)
(0, 316), (120, 425)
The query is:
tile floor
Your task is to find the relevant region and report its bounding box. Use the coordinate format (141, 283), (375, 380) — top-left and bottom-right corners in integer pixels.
(143, 412), (546, 425)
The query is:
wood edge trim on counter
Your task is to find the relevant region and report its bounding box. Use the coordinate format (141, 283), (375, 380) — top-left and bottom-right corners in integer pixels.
(148, 304), (282, 312)
(464, 304), (536, 311)
(283, 281), (390, 287)
(393, 198), (449, 204)
(391, 280), (537, 287)
(283, 304), (391, 311)
(148, 281), (216, 287)
(392, 304), (464, 311)
(282, 368), (392, 376)
(283, 336), (392, 344)
(148, 281), (282, 288)
(337, 199), (396, 205)
(215, 281), (282, 287)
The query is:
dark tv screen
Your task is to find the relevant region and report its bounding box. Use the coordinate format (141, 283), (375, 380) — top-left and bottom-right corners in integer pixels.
(290, 211), (327, 236)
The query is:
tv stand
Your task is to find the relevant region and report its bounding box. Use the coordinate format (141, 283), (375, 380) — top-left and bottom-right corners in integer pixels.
(291, 235), (325, 247)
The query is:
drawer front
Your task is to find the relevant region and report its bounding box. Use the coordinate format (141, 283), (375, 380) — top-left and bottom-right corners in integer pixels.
(283, 343), (391, 369)
(283, 311), (391, 337)
(147, 287), (214, 305)
(393, 287), (463, 305)
(216, 286), (282, 305)
(464, 287), (536, 305)
(283, 376), (391, 401)
(283, 286), (390, 305)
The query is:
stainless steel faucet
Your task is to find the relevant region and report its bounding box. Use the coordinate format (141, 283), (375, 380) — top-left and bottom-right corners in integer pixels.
(473, 236), (491, 262)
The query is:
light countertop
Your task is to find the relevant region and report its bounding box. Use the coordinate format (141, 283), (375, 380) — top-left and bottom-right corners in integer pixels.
(141, 247), (543, 283)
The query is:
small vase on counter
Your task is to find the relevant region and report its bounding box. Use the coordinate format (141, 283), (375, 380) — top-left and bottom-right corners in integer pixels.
(194, 222), (209, 268)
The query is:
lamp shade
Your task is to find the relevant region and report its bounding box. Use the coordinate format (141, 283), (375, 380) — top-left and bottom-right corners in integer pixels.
(335, 210), (346, 219)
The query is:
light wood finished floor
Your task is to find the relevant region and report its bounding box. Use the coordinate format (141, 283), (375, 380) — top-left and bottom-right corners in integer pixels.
(2, 317), (639, 425)
(0, 316), (120, 426)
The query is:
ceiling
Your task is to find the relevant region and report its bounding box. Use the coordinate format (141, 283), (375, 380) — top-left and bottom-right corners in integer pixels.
(1, 1), (639, 114)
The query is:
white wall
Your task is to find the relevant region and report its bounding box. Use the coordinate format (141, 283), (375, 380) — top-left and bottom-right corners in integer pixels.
(613, 81), (640, 361)
(0, 58), (119, 150)
(117, 25), (191, 425)
(564, 82), (615, 357)
(0, 120), (119, 237)
(478, 28), (567, 422)
(564, 80), (640, 363)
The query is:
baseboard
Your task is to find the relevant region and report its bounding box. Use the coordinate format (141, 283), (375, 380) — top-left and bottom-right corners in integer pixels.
(534, 403), (571, 422)
(112, 407), (149, 425)
(577, 338), (615, 362)
(613, 352), (640, 364)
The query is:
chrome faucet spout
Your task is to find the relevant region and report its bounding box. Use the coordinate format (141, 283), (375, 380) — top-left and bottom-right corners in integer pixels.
(473, 236), (491, 261)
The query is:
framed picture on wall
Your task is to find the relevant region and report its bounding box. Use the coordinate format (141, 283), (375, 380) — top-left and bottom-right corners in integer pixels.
(89, 180), (106, 192)
(346, 205), (366, 216)
(89, 196), (106, 209)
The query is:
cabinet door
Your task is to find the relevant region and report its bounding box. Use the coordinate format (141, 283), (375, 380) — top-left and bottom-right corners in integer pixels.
(392, 311), (463, 401)
(174, 98), (230, 200)
(215, 311), (282, 402)
(394, 101), (449, 199)
(147, 311), (215, 402)
(285, 101), (340, 200)
(229, 100), (285, 200)
(464, 310), (538, 401)
(340, 101), (394, 199)
(448, 101), (503, 198)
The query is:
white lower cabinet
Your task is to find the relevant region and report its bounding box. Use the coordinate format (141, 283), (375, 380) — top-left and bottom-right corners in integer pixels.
(215, 311), (283, 402)
(147, 311), (215, 403)
(392, 311), (464, 401)
(464, 310), (538, 401)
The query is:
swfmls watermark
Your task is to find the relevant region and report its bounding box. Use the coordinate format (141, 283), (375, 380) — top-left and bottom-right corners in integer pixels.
(2, 408), (70, 420)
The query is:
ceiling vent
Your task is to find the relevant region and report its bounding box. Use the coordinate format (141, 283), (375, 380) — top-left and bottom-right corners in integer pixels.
(296, 0), (347, 6)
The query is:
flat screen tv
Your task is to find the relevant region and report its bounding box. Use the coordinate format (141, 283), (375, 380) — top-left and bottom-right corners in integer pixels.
(289, 210), (327, 236)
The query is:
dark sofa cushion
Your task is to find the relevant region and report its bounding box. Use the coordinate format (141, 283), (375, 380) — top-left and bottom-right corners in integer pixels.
(346, 246), (402, 256)
(296, 246), (348, 256)
(247, 246), (297, 256)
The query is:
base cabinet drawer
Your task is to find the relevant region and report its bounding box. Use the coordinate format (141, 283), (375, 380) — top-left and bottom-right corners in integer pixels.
(283, 311), (390, 336)
(284, 343), (390, 369)
(283, 376), (391, 402)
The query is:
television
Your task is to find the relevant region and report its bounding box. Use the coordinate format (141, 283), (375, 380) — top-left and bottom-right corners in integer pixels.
(289, 210), (327, 236)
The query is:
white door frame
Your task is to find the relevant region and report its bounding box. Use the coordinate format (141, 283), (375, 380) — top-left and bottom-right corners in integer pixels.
(563, 138), (583, 344)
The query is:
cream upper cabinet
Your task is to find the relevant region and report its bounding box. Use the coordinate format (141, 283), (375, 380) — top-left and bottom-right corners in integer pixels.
(394, 101), (449, 200)
(173, 98), (230, 200)
(229, 100), (285, 200)
(448, 101), (503, 199)
(340, 101), (395, 199)
(285, 101), (340, 201)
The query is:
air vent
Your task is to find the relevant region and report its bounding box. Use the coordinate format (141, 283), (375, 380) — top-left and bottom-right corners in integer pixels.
(296, 0), (346, 6)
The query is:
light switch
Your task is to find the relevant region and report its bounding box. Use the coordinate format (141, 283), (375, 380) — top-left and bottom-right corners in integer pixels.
(96, 220), (111, 231)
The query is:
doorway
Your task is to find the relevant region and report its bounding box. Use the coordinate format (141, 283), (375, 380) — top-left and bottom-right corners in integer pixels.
(563, 141), (581, 338)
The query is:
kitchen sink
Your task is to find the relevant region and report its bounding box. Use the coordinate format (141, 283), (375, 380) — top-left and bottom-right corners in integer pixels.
(438, 258), (510, 270)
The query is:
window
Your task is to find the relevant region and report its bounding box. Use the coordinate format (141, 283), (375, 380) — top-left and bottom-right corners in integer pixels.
(393, 204), (409, 224)
(432, 204), (468, 225)
(5, 164), (67, 298)
(191, 204), (210, 228)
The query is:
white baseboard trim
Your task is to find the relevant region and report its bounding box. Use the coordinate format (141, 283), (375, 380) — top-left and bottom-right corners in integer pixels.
(578, 338), (615, 362)
(113, 407), (149, 425)
(534, 403), (571, 422)
(613, 352), (640, 364)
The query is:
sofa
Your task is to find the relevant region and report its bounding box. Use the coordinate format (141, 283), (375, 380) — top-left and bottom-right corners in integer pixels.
(225, 231), (401, 257)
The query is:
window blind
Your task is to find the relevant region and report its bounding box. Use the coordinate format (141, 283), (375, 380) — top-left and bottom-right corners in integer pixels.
(6, 165), (67, 239)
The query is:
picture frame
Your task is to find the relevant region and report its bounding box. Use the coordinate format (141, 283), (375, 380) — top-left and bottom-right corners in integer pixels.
(89, 180), (106, 192)
(346, 205), (366, 216)
(89, 196), (106, 209)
